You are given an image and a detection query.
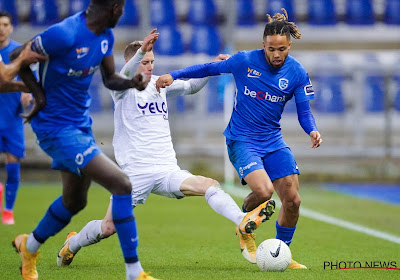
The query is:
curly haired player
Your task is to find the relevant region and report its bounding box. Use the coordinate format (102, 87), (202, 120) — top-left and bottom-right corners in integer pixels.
(156, 8), (322, 269)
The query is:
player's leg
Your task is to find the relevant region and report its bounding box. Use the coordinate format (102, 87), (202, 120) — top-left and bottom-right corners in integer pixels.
(264, 147), (306, 269)
(58, 171), (154, 268)
(2, 127), (25, 225)
(227, 140), (276, 263)
(13, 170), (89, 280)
(178, 174), (246, 225)
(82, 153), (144, 280)
(58, 202), (114, 266)
(274, 174), (306, 269)
(2, 153), (20, 224)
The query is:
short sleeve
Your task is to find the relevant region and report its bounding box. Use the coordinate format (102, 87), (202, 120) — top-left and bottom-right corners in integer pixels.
(293, 66), (314, 103)
(31, 24), (73, 57)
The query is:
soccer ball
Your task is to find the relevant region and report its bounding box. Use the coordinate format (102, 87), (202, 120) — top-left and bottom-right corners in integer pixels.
(256, 239), (291, 272)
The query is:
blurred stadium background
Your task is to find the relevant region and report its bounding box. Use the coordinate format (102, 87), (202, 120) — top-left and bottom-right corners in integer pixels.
(2, 0), (400, 183)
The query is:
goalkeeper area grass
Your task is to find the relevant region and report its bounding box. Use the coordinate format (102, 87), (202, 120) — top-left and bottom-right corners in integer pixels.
(0, 182), (399, 280)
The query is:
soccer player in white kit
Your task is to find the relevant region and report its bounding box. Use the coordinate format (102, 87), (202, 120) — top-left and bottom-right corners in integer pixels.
(57, 29), (275, 267)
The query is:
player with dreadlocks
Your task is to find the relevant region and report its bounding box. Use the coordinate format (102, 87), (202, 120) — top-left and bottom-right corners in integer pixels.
(156, 8), (322, 268)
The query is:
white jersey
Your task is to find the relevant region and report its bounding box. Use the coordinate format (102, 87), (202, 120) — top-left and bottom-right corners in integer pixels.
(110, 49), (208, 174)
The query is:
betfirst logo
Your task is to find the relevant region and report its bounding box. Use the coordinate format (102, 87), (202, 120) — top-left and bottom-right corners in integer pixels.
(67, 65), (99, 77)
(244, 86), (286, 103)
(247, 68), (262, 78)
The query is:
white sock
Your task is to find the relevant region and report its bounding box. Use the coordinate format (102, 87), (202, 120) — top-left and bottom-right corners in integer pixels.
(26, 233), (41, 253)
(125, 261), (144, 280)
(69, 220), (104, 253)
(205, 186), (246, 226)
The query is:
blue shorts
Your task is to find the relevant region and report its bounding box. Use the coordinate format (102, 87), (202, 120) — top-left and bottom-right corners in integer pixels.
(0, 127), (25, 158)
(227, 140), (299, 183)
(34, 126), (101, 175)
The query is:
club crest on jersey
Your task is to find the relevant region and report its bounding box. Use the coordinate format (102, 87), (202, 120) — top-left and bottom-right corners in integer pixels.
(76, 47), (89, 59)
(101, 40), (108, 54)
(279, 78), (289, 90)
(247, 68), (262, 78)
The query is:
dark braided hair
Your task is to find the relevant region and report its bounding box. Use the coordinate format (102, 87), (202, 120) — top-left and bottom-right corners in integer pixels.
(263, 8), (301, 40)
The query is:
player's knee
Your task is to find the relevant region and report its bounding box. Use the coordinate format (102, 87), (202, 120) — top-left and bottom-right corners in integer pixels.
(255, 187), (274, 202)
(203, 178), (220, 191)
(113, 174), (132, 195)
(64, 197), (87, 213)
(282, 193), (301, 213)
(101, 219), (116, 237)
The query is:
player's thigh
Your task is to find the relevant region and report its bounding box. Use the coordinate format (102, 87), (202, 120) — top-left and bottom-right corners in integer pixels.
(179, 175), (219, 196)
(152, 167), (192, 199)
(61, 170), (91, 211)
(126, 172), (157, 206)
(35, 126), (102, 176)
(83, 153), (131, 195)
(263, 147), (300, 182)
(0, 128), (24, 160)
(244, 169), (274, 197)
(227, 139), (267, 185)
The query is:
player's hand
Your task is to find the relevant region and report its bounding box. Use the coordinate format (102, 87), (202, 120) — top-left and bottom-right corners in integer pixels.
(141, 29), (159, 52)
(214, 54), (230, 62)
(131, 72), (149, 91)
(20, 41), (47, 66)
(310, 131), (322, 148)
(20, 98), (44, 124)
(155, 74), (174, 93)
(20, 92), (32, 108)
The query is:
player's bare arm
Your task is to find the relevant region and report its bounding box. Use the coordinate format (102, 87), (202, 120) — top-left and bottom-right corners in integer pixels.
(141, 28), (159, 52)
(9, 42), (46, 122)
(4, 42), (45, 81)
(0, 80), (29, 93)
(310, 131), (322, 148)
(100, 55), (149, 91)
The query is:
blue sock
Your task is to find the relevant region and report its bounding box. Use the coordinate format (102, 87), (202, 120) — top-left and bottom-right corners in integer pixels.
(112, 194), (139, 263)
(275, 220), (296, 247)
(33, 196), (76, 243)
(5, 163), (20, 210)
(241, 204), (247, 213)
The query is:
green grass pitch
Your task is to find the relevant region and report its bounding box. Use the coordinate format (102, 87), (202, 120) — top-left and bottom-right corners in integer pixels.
(0, 183), (399, 279)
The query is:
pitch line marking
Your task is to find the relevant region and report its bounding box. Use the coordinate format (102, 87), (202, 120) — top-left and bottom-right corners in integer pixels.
(224, 184), (400, 245)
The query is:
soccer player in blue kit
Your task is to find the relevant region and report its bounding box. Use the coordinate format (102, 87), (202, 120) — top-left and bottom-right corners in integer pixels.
(0, 11), (34, 225)
(9, 1), (159, 280)
(156, 9), (322, 269)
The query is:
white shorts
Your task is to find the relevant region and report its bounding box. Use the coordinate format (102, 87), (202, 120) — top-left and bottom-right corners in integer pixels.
(123, 164), (193, 206)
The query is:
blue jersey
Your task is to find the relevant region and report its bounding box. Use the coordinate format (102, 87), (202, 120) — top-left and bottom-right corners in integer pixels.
(0, 40), (23, 130)
(222, 50), (314, 145)
(171, 49), (315, 150)
(30, 12), (114, 131)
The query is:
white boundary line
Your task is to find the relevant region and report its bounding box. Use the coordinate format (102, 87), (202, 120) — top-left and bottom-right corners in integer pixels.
(224, 184), (400, 245)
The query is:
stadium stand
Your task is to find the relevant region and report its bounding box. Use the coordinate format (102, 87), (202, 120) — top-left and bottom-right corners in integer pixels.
(29, 0), (59, 26)
(345, 0), (375, 25)
(150, 0), (177, 26)
(68, 0), (90, 16)
(117, 0), (139, 26)
(188, 0), (218, 26)
(190, 25), (222, 55)
(384, 0), (400, 25)
(237, 0), (256, 26)
(266, 0), (295, 22)
(307, 0), (337, 25)
(0, 0), (18, 24)
(153, 25), (184, 55)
